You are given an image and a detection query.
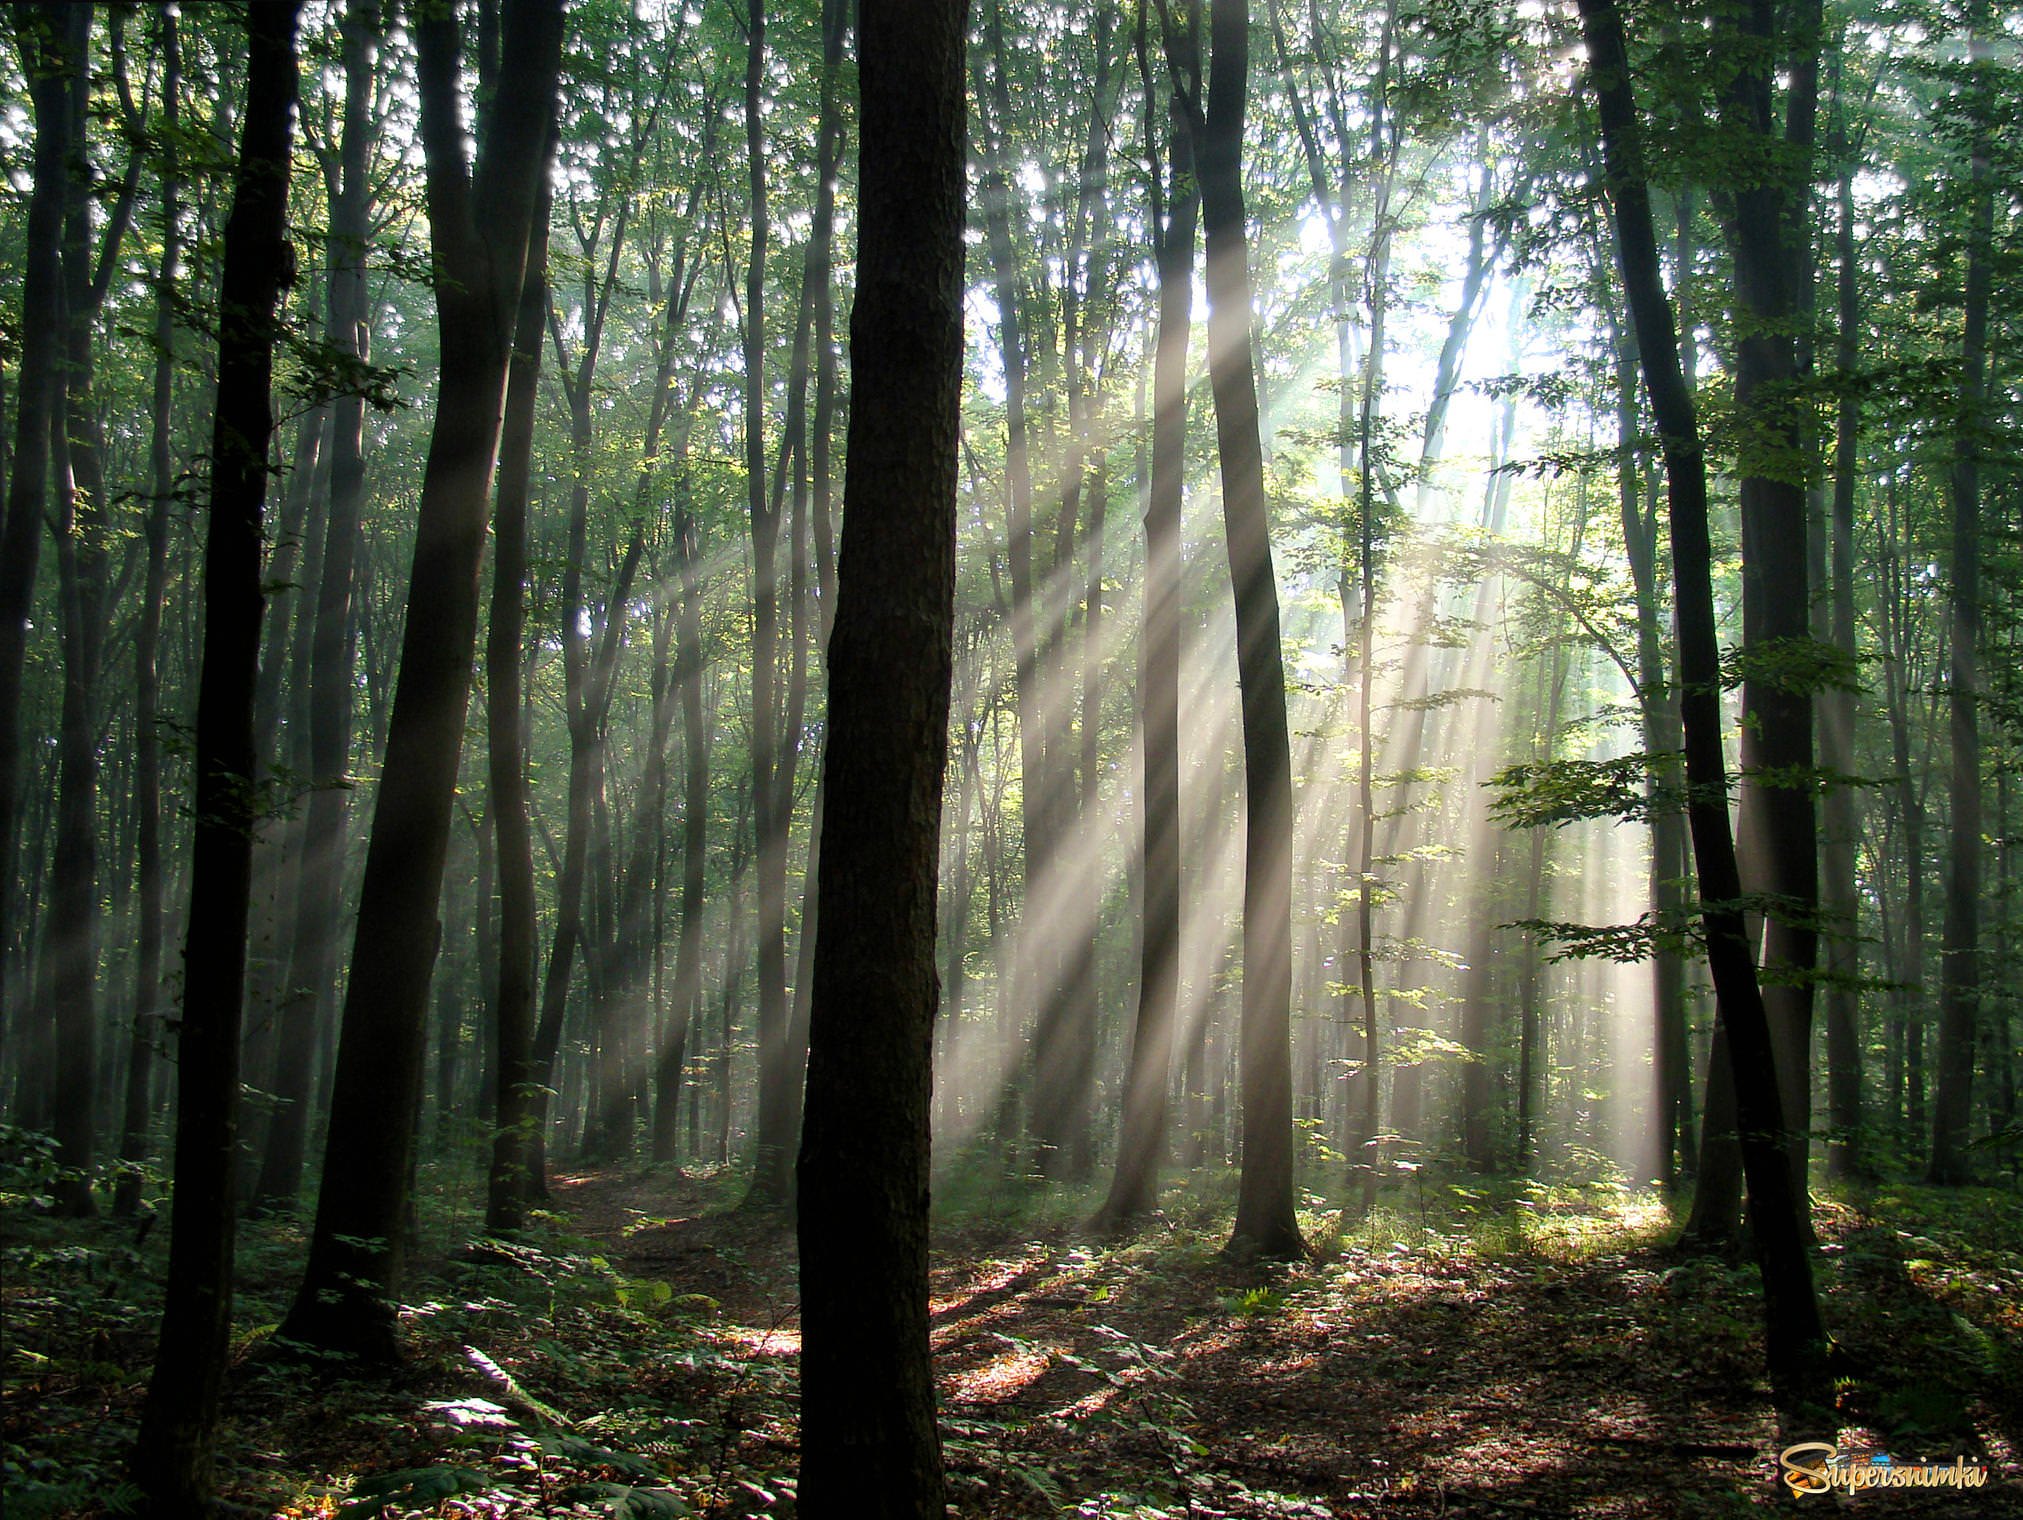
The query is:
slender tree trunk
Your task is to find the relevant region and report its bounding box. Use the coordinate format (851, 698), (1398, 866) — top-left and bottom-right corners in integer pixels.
(1929, 25), (1991, 1184)
(114, 6), (181, 1220)
(654, 501), (711, 1164)
(1099, 26), (1195, 1227)
(256, 0), (383, 1214)
(48, 0), (131, 1216)
(1821, 157), (1863, 1180)
(132, 8), (299, 1502)
(485, 167), (553, 1233)
(1579, 0), (1827, 1405)
(1189, 0), (1305, 1262)
(1718, 0), (1822, 1214)
(282, 0), (563, 1363)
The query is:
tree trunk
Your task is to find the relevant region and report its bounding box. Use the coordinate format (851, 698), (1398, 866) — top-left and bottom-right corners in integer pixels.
(1578, 0), (1827, 1406)
(132, 8), (299, 1502)
(282, 0), (563, 1364)
(113, 4), (181, 1220)
(1821, 157), (1863, 1180)
(0, 3), (76, 1056)
(485, 165), (552, 1233)
(255, 0), (383, 1215)
(1928, 24), (1991, 1184)
(1190, 0), (1305, 1262)
(794, 0), (964, 1500)
(47, 0), (135, 1217)
(1099, 24), (1196, 1228)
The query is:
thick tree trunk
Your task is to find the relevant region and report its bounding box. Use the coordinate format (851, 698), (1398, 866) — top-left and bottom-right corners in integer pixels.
(795, 0), (965, 1502)
(282, 0), (562, 1364)
(131, 8), (299, 1503)
(1716, 0), (1823, 1220)
(1191, 0), (1305, 1262)
(0, 4), (75, 1054)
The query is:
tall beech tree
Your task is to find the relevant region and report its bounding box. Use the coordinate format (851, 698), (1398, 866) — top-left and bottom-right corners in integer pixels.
(113, 2), (182, 1221)
(131, 4), (300, 1503)
(1577, 0), (1828, 1406)
(1184, 0), (1305, 1263)
(282, 0), (564, 1362)
(794, 0), (967, 1506)
(1098, 2), (1198, 1230)
(1928, 2), (1995, 1186)
(0, 2), (77, 1104)
(255, 0), (383, 1214)
(485, 164), (555, 1233)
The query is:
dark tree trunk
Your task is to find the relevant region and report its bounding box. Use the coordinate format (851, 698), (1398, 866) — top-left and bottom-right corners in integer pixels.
(1717, 0), (1821, 1218)
(794, 0), (965, 1503)
(282, 0), (563, 1364)
(1928, 26), (1991, 1185)
(1578, 0), (1827, 1407)
(485, 168), (553, 1233)
(1099, 15), (1196, 1228)
(47, 0), (137, 1216)
(743, 0), (798, 1207)
(1821, 157), (1863, 1180)
(0, 3), (76, 1053)
(131, 7), (299, 1504)
(256, 0), (383, 1215)
(114, 4), (181, 1221)
(1188, 0), (1304, 1262)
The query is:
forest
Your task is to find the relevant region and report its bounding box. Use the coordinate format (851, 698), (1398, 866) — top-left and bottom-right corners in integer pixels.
(1, 0), (2020, 1514)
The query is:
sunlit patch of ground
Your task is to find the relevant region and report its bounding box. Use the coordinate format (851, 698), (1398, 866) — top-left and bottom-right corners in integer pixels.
(12, 1167), (2020, 1519)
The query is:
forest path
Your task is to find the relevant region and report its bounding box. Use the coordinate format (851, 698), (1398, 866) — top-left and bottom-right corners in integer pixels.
(548, 1169), (2023, 1517)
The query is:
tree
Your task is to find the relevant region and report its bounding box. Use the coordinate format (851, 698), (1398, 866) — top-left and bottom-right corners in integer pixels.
(255, 0), (384, 1214)
(131, 4), (300, 1503)
(0, 2), (76, 1073)
(1185, 0), (1306, 1263)
(1928, 0), (1994, 1186)
(1098, 0), (1198, 1230)
(793, 0), (967, 1503)
(1577, 0), (1828, 1406)
(282, 0), (564, 1363)
(113, 0), (181, 1221)
(485, 158), (554, 1234)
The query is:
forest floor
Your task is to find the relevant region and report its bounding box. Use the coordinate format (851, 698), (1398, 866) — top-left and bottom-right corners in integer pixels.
(6, 1140), (2023, 1518)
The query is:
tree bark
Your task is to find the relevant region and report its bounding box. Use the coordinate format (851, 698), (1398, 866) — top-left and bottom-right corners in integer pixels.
(1098, 15), (1196, 1229)
(0, 3), (77, 1057)
(256, 0), (383, 1214)
(132, 7), (299, 1503)
(1188, 0), (1305, 1262)
(485, 164), (553, 1233)
(1578, 0), (1827, 1406)
(1928, 18), (1991, 1184)
(113, 4), (181, 1221)
(282, 0), (563, 1363)
(794, 0), (966, 1500)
